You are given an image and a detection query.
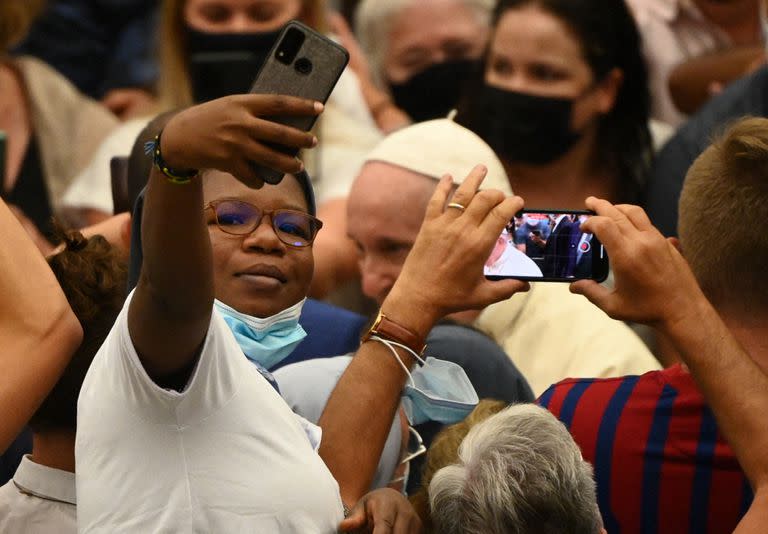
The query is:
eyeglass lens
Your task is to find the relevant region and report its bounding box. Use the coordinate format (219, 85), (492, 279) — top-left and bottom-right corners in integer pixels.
(212, 200), (318, 247)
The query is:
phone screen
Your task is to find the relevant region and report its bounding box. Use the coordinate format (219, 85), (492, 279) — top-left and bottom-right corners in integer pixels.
(484, 210), (609, 282)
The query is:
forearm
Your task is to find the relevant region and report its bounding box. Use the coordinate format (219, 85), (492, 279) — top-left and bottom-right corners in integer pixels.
(668, 46), (765, 115)
(662, 297), (768, 489)
(128, 167), (214, 377)
(319, 286), (439, 504)
(0, 199), (83, 450)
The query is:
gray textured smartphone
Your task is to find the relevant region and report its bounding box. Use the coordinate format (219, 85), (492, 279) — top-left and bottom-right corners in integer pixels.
(484, 209), (609, 282)
(249, 21), (349, 185)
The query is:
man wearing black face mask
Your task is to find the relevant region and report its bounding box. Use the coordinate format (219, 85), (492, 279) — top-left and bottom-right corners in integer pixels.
(336, 0), (493, 133)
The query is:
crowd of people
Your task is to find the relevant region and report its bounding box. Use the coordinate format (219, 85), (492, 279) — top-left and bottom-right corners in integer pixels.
(1, 0), (767, 532)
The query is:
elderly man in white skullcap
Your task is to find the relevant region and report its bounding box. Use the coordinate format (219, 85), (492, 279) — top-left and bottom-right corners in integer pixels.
(344, 117), (661, 394)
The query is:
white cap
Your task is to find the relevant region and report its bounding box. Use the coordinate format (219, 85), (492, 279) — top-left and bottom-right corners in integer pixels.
(363, 118), (513, 194)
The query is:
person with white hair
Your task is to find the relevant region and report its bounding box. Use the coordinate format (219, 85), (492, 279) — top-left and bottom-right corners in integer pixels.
(429, 403), (606, 534)
(329, 0), (493, 134)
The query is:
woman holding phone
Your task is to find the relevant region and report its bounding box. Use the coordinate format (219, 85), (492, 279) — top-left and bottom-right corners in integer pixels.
(74, 93), (526, 531)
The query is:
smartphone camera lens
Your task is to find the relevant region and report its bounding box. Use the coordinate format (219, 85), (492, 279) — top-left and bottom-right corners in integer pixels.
(294, 57), (313, 75)
(275, 27), (305, 65)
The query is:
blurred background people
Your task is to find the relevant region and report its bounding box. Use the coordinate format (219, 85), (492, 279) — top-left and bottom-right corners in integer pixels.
(61, 0), (382, 226)
(0, 0), (119, 246)
(646, 64), (767, 237)
(14, 0), (160, 120)
(627, 0), (765, 126)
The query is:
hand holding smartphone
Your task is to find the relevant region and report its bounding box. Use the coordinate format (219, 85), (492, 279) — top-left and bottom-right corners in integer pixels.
(485, 209), (609, 282)
(249, 21), (349, 184)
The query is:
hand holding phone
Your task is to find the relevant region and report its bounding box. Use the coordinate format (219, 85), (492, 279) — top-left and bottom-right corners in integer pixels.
(249, 21), (349, 184)
(485, 209), (609, 282)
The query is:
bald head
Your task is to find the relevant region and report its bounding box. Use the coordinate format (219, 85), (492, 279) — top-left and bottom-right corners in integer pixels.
(347, 161), (439, 304)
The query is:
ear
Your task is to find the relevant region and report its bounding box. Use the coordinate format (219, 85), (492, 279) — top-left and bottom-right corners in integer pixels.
(594, 68), (623, 115)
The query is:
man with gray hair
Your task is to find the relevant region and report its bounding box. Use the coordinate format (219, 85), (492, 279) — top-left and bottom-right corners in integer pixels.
(429, 403), (606, 534)
(330, 0), (493, 133)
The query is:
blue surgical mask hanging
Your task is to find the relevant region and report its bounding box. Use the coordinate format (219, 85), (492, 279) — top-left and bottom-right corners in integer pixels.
(214, 298), (307, 371)
(401, 356), (479, 426)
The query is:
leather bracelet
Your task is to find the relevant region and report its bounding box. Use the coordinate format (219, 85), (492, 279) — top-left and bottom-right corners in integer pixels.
(361, 310), (426, 362)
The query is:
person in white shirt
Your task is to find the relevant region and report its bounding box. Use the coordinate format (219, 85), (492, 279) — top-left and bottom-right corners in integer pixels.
(76, 94), (526, 532)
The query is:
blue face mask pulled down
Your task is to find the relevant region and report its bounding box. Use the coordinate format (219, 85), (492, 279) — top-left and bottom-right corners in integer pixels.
(214, 298), (307, 371)
(401, 357), (479, 426)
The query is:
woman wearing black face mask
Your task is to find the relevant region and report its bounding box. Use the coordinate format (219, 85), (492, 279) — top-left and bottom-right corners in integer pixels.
(61, 0), (384, 232)
(456, 0), (653, 207)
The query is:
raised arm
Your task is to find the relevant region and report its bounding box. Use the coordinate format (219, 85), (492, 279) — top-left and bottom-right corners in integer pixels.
(319, 167), (528, 504)
(127, 95), (321, 381)
(0, 199), (82, 451)
(571, 198), (768, 534)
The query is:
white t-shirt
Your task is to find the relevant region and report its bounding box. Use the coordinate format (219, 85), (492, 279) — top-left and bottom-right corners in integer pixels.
(76, 293), (344, 533)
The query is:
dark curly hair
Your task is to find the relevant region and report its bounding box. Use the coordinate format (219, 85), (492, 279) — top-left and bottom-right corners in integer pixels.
(458, 0), (653, 202)
(28, 226), (127, 433)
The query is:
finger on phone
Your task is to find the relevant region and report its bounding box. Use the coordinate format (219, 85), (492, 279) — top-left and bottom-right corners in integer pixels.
(243, 94), (323, 116)
(249, 117), (317, 149)
(478, 195), (524, 236)
(464, 188), (506, 224)
(570, 280), (614, 315)
(614, 204), (654, 231)
(579, 215), (623, 252)
(243, 142), (304, 175)
(585, 197), (637, 235)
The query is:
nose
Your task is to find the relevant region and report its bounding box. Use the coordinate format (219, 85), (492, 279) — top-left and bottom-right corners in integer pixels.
(241, 216), (285, 254)
(227, 11), (257, 33)
(360, 262), (395, 305)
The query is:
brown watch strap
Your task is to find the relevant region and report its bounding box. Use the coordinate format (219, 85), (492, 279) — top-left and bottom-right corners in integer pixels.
(362, 311), (427, 357)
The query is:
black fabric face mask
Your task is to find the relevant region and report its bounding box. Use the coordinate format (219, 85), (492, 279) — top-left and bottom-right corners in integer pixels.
(388, 59), (480, 123)
(465, 84), (584, 165)
(185, 26), (282, 103)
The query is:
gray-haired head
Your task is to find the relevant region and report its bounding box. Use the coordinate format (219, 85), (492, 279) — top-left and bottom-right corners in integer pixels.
(354, 0), (495, 88)
(428, 403), (603, 534)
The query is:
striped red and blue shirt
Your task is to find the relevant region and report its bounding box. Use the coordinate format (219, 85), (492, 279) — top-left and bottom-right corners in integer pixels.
(538, 365), (751, 534)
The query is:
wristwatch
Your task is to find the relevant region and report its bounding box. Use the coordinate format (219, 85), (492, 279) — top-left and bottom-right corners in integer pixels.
(361, 310), (427, 358)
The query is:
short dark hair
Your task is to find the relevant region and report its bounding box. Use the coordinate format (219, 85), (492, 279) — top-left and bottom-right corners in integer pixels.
(28, 227), (127, 433)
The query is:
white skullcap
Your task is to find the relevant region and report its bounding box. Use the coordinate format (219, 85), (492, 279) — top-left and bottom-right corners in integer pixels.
(363, 118), (513, 194)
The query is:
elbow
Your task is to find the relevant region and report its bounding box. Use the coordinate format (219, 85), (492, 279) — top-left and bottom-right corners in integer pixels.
(51, 304), (84, 356)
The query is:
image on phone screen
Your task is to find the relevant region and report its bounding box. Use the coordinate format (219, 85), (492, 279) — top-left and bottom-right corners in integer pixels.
(484, 210), (609, 282)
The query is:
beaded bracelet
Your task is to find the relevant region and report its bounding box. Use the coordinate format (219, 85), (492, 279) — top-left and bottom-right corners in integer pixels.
(144, 130), (198, 185)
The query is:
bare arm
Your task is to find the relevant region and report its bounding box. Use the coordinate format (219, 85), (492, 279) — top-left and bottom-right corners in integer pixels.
(572, 199), (768, 532)
(319, 168), (528, 504)
(0, 198), (82, 451)
(127, 95), (321, 381)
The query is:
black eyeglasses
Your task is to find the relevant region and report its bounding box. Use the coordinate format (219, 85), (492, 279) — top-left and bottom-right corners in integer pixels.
(205, 199), (323, 248)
